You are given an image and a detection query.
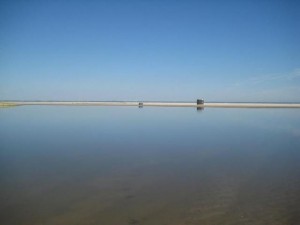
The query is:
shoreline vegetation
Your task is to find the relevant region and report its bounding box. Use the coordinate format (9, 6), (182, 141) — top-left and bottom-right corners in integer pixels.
(0, 102), (19, 108)
(1, 101), (300, 108)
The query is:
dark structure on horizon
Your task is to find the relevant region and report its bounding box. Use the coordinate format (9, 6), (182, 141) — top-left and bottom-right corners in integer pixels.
(197, 99), (204, 111)
(197, 99), (204, 105)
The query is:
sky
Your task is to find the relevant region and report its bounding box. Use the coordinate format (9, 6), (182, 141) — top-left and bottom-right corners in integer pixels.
(1, 0), (299, 102)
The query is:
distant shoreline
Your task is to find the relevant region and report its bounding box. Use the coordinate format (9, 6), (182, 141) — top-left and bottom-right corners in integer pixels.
(1, 101), (300, 108)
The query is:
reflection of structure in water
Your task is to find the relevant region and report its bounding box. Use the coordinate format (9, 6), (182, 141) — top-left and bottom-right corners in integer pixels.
(197, 106), (204, 111)
(197, 99), (204, 111)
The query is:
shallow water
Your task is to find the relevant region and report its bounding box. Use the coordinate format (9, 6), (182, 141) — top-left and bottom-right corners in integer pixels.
(0, 106), (300, 225)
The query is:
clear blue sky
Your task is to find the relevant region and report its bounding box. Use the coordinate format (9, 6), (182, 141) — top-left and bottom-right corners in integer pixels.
(1, 0), (299, 102)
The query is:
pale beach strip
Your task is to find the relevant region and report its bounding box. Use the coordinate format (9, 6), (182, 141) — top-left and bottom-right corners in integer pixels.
(144, 102), (300, 108)
(204, 103), (300, 108)
(1, 101), (300, 108)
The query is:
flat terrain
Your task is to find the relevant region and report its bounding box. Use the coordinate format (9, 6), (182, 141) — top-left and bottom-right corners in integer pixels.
(1, 101), (300, 108)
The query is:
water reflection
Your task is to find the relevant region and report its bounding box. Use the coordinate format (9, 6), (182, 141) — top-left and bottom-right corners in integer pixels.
(0, 107), (299, 225)
(196, 106), (204, 111)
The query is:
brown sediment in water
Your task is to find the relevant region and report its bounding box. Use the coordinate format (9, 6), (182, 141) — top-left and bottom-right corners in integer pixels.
(1, 107), (299, 225)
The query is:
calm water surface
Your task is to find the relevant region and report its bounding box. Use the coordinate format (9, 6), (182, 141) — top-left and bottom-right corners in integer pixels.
(1, 106), (300, 225)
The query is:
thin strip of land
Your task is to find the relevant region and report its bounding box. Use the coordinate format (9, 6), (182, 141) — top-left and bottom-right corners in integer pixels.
(1, 101), (300, 108)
